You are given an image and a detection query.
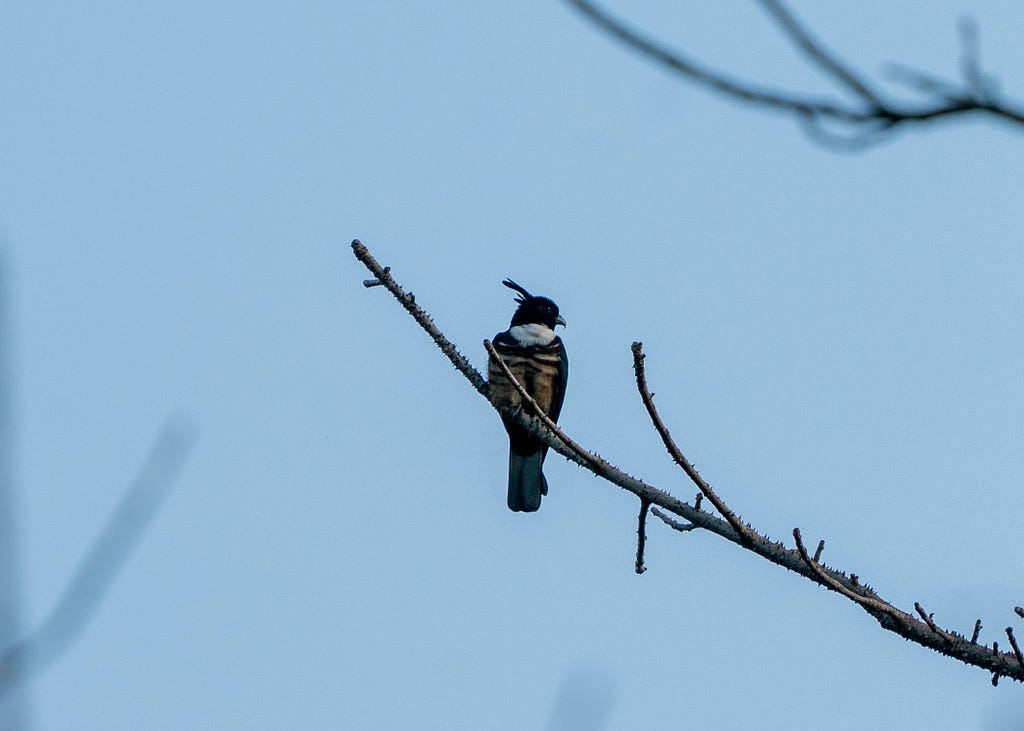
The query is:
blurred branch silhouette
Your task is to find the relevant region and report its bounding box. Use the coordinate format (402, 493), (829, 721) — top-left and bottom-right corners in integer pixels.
(562, 0), (1024, 149)
(0, 254), (29, 725)
(353, 238), (1024, 685)
(0, 422), (195, 697)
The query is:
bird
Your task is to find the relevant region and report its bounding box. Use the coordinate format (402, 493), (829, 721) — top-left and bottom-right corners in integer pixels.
(488, 279), (568, 512)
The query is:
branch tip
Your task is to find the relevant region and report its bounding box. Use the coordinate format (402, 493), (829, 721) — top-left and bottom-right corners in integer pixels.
(813, 539), (825, 562)
(1006, 627), (1024, 668)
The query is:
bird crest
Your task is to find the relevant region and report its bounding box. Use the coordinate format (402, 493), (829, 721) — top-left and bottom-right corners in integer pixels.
(502, 279), (533, 304)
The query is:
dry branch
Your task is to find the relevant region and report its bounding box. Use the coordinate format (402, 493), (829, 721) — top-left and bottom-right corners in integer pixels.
(353, 238), (1024, 683)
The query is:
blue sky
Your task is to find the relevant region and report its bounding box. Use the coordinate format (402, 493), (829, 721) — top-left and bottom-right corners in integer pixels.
(2, 1), (1024, 728)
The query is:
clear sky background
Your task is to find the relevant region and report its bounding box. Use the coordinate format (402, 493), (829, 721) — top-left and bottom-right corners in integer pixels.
(2, 1), (1024, 729)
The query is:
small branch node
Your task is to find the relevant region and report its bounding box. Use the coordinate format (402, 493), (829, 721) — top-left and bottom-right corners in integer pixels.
(971, 619), (982, 644)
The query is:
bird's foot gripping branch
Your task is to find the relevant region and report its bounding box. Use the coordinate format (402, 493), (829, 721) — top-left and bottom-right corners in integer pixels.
(352, 238), (1024, 685)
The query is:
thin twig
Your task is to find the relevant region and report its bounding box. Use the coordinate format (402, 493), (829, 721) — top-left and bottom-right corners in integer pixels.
(651, 507), (698, 533)
(884, 64), (964, 103)
(793, 529), (911, 626)
(635, 499), (650, 574)
(756, 0), (883, 107)
(959, 17), (983, 98)
(631, 341), (758, 545)
(914, 603), (954, 644)
(813, 539), (825, 563)
(1006, 627), (1024, 669)
(971, 619), (982, 644)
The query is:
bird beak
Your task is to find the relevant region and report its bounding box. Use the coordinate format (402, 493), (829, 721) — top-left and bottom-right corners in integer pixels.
(555, 315), (567, 328)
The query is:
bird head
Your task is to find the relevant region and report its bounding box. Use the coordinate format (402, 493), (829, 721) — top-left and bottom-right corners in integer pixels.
(503, 279), (566, 329)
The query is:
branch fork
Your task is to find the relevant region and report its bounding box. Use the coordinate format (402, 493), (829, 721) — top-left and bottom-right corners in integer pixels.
(563, 0), (1024, 149)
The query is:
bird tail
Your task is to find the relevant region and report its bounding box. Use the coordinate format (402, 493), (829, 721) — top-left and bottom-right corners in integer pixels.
(507, 449), (546, 512)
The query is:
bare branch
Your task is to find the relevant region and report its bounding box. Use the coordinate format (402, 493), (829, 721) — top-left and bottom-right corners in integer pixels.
(561, 0), (1024, 147)
(352, 239), (1024, 684)
(0, 421), (195, 697)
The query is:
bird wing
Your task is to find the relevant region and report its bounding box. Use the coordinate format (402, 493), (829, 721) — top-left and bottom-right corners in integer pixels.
(546, 336), (568, 424)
